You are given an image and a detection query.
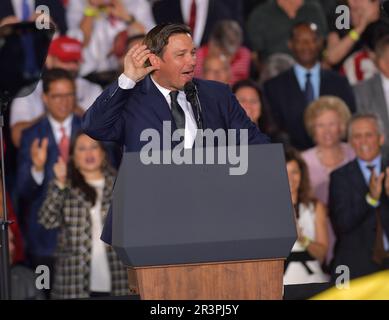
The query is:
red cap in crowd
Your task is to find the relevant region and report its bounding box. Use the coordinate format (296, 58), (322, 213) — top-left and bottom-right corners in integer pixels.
(48, 36), (82, 62)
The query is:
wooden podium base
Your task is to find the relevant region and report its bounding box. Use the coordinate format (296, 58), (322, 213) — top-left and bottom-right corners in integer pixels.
(128, 259), (284, 300)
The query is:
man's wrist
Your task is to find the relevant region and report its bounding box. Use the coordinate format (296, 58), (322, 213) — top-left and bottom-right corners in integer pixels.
(349, 29), (360, 42)
(366, 193), (380, 207)
(118, 73), (136, 89)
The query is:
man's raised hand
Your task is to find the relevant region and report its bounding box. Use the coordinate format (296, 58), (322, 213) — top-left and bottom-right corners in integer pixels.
(123, 44), (159, 83)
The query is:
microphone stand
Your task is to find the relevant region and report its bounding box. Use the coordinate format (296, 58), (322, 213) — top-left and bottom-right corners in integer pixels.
(0, 92), (12, 300)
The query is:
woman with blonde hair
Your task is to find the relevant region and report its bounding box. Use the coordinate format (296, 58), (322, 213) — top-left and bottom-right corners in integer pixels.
(302, 96), (355, 267)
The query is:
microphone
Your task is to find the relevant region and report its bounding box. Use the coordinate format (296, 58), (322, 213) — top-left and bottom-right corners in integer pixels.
(184, 81), (203, 129)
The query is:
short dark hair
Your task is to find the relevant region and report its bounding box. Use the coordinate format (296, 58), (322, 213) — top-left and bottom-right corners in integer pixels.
(42, 68), (75, 93)
(289, 22), (321, 40)
(143, 23), (191, 58)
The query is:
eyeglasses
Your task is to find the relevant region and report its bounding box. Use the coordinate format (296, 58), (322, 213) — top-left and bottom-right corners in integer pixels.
(47, 92), (76, 101)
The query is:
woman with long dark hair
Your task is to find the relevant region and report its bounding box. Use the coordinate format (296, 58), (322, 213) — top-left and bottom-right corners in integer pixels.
(39, 132), (128, 299)
(284, 147), (329, 285)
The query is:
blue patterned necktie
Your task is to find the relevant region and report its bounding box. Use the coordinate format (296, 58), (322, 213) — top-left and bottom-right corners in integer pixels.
(304, 72), (314, 104)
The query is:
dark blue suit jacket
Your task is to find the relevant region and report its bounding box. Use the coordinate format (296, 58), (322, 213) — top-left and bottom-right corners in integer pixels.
(264, 67), (356, 150)
(17, 116), (82, 257)
(82, 76), (270, 244)
(329, 159), (389, 279)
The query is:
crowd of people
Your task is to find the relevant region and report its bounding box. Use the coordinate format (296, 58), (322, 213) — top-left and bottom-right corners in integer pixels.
(1, 0), (389, 299)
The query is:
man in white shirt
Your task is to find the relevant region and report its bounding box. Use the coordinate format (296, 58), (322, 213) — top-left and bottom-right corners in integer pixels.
(10, 35), (102, 148)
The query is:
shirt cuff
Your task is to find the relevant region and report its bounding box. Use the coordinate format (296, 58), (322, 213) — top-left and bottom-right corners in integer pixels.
(31, 167), (44, 185)
(118, 73), (136, 90)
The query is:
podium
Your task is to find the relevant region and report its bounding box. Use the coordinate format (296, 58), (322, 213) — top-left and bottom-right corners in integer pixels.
(111, 144), (296, 300)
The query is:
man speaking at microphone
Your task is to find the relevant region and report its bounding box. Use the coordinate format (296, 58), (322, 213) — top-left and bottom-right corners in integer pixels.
(82, 23), (270, 244)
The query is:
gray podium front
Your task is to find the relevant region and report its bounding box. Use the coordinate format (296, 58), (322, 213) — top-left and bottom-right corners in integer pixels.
(112, 144), (296, 299)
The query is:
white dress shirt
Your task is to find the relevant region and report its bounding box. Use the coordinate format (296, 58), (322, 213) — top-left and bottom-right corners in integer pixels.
(31, 114), (73, 185)
(181, 0), (209, 46)
(118, 73), (197, 148)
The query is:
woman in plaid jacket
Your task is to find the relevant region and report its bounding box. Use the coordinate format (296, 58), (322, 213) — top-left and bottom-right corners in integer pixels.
(39, 132), (128, 299)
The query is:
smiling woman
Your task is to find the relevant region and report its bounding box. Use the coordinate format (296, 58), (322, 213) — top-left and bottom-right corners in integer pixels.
(38, 132), (129, 299)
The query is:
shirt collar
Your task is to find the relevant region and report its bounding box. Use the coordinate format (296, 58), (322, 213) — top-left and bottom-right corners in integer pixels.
(294, 62), (320, 77)
(357, 154), (382, 174)
(48, 114), (73, 132)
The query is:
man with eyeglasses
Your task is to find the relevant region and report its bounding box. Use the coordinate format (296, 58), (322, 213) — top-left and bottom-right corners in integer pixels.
(16, 68), (81, 298)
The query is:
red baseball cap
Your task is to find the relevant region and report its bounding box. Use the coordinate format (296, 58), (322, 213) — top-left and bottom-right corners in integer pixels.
(48, 36), (82, 62)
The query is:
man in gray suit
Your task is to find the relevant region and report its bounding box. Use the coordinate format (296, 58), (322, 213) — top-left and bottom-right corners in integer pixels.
(354, 35), (389, 149)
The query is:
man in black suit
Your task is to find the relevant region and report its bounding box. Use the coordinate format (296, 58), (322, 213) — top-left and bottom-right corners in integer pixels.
(264, 22), (356, 150)
(0, 0), (67, 34)
(152, 0), (244, 46)
(329, 113), (389, 280)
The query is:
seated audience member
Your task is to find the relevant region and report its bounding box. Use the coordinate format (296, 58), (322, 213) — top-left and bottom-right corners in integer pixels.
(17, 69), (82, 283)
(302, 96), (355, 268)
(66, 0), (153, 77)
(329, 114), (389, 280)
(39, 133), (129, 299)
(284, 147), (329, 285)
(354, 35), (389, 150)
(247, 0), (327, 62)
(202, 54), (231, 85)
(10, 36), (102, 148)
(264, 22), (356, 150)
(194, 20), (251, 84)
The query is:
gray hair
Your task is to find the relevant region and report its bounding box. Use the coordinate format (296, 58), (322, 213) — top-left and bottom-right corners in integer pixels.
(347, 113), (385, 139)
(209, 20), (242, 56)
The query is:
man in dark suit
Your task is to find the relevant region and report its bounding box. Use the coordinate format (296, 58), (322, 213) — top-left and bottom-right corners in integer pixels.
(17, 69), (81, 273)
(329, 113), (389, 280)
(0, 0), (67, 34)
(264, 22), (356, 150)
(82, 23), (269, 243)
(152, 0), (244, 46)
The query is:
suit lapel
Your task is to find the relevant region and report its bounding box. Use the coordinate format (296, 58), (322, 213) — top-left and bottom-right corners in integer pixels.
(140, 76), (175, 129)
(42, 117), (58, 154)
(349, 159), (369, 194)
